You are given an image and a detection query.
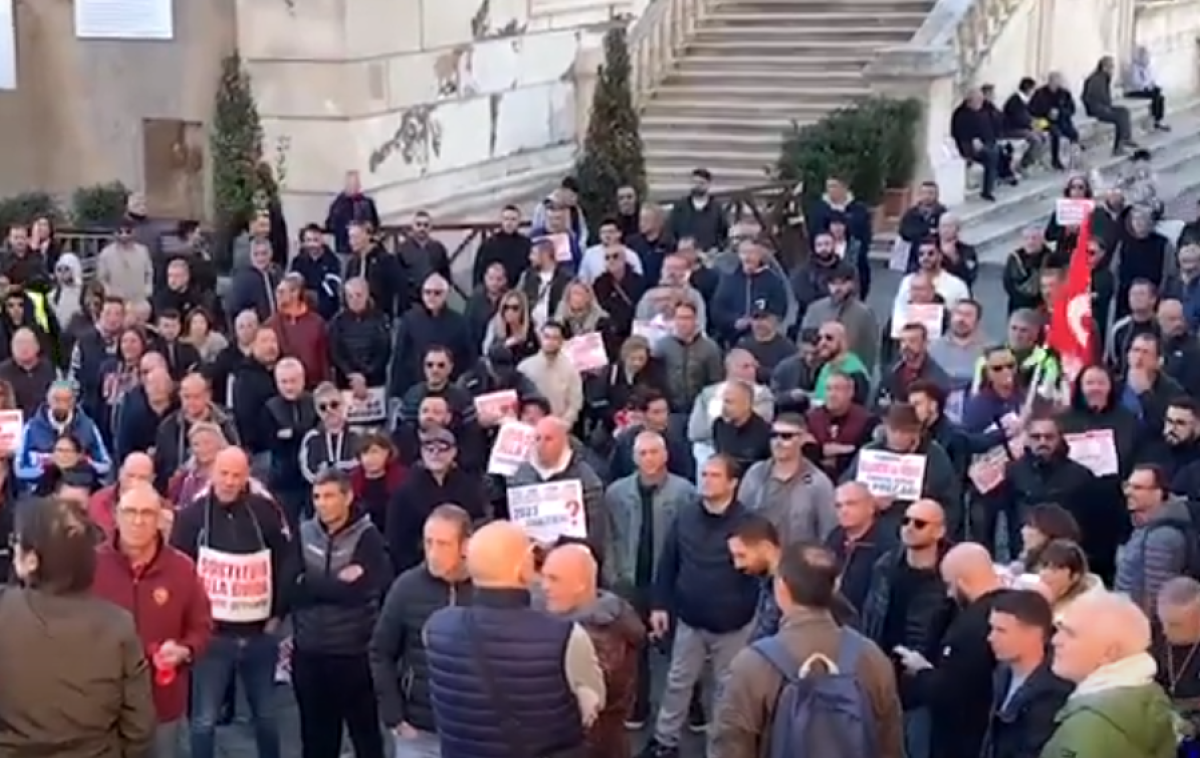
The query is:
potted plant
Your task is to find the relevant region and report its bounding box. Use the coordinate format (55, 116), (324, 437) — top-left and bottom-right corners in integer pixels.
(879, 98), (922, 219)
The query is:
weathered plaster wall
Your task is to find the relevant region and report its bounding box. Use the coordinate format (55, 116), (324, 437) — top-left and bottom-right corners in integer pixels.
(240, 0), (626, 225)
(0, 0), (236, 216)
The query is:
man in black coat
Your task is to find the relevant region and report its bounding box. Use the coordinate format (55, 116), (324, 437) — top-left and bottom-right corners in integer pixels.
(896, 543), (1009, 758)
(980, 589), (1072, 758)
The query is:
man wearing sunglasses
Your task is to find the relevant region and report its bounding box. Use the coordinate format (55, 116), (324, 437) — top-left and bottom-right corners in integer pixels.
(388, 274), (474, 400)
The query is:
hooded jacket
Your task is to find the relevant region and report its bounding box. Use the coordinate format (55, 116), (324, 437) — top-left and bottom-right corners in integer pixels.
(711, 265), (789, 343)
(48, 252), (83, 328)
(288, 245), (343, 320)
(15, 403), (112, 488)
(1114, 496), (1191, 611)
(1038, 662), (1175, 758)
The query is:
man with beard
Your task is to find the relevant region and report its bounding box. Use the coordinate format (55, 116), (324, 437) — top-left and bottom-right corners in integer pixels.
(1125, 332), (1185, 431)
(790, 232), (849, 323)
(667, 168), (727, 252)
(1157, 298), (1200, 396)
(877, 323), (952, 408)
(799, 262), (878, 375)
(895, 238), (970, 309)
(472, 205), (531, 288)
(1002, 226), (1061, 314)
(1006, 414), (1096, 559)
(1165, 244), (1200, 331)
(894, 543), (1008, 758)
(1162, 398), (1200, 495)
(928, 300), (989, 421)
(1105, 279), (1161, 372)
(288, 224), (343, 320)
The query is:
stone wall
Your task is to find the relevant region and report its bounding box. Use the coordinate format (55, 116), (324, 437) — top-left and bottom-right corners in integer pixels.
(240, 0), (627, 226)
(0, 0), (236, 218)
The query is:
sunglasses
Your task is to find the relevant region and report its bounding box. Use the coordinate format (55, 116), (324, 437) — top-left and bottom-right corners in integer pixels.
(771, 430), (800, 440)
(318, 401), (341, 412)
(502, 303), (521, 311)
(903, 516), (930, 529)
(988, 362), (1016, 372)
(605, 253), (622, 261)
(421, 442), (453, 453)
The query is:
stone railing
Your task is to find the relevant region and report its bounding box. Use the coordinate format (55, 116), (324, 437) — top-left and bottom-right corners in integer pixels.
(627, 0), (715, 107)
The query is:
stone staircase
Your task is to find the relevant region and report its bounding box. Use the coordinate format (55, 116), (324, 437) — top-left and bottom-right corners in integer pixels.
(637, 0), (935, 200)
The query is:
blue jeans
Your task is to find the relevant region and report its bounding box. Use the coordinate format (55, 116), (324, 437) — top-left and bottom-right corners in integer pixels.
(190, 633), (281, 758)
(904, 708), (931, 758)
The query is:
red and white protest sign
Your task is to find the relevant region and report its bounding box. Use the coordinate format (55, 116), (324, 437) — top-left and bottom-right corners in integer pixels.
(968, 447), (1009, 494)
(474, 389), (518, 421)
(507, 479), (587, 544)
(563, 332), (608, 372)
(548, 233), (573, 262)
(857, 450), (926, 500)
(1065, 429), (1118, 477)
(487, 421), (536, 477)
(0, 410), (22, 452)
(197, 547), (272, 623)
(1054, 198), (1094, 227)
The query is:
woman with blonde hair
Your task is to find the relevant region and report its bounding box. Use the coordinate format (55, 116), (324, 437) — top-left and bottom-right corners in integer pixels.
(482, 289), (538, 364)
(555, 279), (610, 337)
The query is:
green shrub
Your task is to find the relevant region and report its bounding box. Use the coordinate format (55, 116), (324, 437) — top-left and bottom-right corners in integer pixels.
(211, 53), (267, 242)
(575, 26), (647, 237)
(71, 181), (130, 228)
(776, 96), (921, 206)
(0, 192), (63, 232)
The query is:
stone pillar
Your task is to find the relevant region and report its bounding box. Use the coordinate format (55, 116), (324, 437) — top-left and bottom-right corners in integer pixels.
(865, 48), (966, 205)
(571, 43), (606, 143)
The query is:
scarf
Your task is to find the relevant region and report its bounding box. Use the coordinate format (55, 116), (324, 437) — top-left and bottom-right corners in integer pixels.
(1071, 652), (1158, 699)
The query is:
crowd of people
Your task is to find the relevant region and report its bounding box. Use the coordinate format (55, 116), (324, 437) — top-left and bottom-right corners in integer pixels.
(0, 164), (1199, 758)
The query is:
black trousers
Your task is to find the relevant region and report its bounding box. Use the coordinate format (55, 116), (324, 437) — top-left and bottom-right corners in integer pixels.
(1128, 87), (1166, 123)
(291, 651), (385, 758)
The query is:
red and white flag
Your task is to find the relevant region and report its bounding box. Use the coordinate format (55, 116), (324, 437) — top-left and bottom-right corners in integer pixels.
(1046, 215), (1098, 380)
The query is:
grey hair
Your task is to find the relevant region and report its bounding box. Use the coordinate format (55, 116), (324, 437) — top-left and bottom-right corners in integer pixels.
(1009, 308), (1044, 329)
(1074, 591), (1152, 656)
(1159, 576), (1200, 608)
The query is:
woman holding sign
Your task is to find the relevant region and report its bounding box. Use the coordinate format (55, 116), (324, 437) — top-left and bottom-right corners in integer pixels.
(1058, 365), (1142, 582)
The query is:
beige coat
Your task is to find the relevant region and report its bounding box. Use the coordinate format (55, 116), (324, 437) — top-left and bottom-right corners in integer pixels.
(518, 351), (584, 428)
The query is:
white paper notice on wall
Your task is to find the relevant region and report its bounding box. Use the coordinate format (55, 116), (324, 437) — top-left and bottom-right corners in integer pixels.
(0, 0), (15, 91)
(75, 0), (174, 40)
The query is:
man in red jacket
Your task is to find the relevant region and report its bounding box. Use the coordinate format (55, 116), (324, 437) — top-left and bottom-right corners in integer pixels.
(266, 273), (330, 388)
(92, 483), (213, 756)
(87, 452), (155, 540)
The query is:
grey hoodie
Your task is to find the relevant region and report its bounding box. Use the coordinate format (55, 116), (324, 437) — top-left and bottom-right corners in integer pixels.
(1114, 497), (1190, 611)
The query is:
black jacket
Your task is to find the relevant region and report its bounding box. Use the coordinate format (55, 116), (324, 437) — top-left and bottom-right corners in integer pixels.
(229, 358), (280, 454)
(980, 661), (1072, 758)
(1002, 93), (1034, 132)
(324, 192), (380, 253)
(472, 231), (531, 289)
(951, 103), (999, 155)
(345, 246), (405, 319)
(328, 307), (392, 388)
(0, 358), (56, 417)
(369, 564), (474, 732)
(711, 415), (772, 476)
(262, 394), (320, 491)
(1163, 331), (1200, 399)
(385, 467), (490, 573)
(667, 196), (728, 252)
(151, 337), (202, 382)
(387, 307), (475, 396)
(592, 268), (647, 339)
(910, 588), (1010, 758)
(823, 521), (898, 614)
(226, 266), (280, 324)
(290, 510), (393, 656)
(152, 406), (240, 493)
(1028, 85), (1076, 122)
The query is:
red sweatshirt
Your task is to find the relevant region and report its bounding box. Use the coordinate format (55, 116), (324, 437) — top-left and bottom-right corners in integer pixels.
(266, 303), (330, 388)
(92, 539), (213, 723)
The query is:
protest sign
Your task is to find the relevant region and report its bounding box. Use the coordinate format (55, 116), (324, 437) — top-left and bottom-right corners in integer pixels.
(1065, 428), (1119, 477)
(633, 317), (672, 349)
(487, 421), (536, 476)
(507, 479), (588, 544)
(547, 233), (573, 262)
(474, 389), (519, 421)
(944, 388), (966, 425)
(968, 446), (1009, 494)
(1055, 198), (1095, 227)
(857, 450), (926, 500)
(0, 409), (22, 451)
(563, 332), (608, 372)
(890, 303), (944, 338)
(342, 387), (388, 426)
(197, 547), (272, 623)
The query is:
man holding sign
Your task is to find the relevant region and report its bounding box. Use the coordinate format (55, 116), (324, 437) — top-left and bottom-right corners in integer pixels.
(508, 417), (606, 560)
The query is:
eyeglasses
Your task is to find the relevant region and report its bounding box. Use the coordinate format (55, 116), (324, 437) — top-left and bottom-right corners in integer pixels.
(425, 361), (448, 369)
(117, 508), (159, 522)
(902, 516), (930, 529)
(317, 401), (341, 412)
(770, 430), (800, 440)
(421, 442), (453, 453)
(988, 362), (1016, 372)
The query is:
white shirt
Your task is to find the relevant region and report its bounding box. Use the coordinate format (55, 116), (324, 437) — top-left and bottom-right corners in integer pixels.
(577, 245), (643, 284)
(895, 270), (971, 310)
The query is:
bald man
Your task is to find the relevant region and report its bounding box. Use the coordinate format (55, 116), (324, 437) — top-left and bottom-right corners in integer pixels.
(894, 542), (1008, 758)
(1045, 591), (1176, 758)
(153, 371), (239, 492)
(93, 482), (213, 754)
(87, 452), (156, 539)
(824, 482), (896, 612)
(423, 521), (604, 758)
(112, 364), (174, 462)
(0, 325), (56, 416)
(541, 543), (645, 758)
(510, 416), (607, 561)
(170, 446), (295, 758)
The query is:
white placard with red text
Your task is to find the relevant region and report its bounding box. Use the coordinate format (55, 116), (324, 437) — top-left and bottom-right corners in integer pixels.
(197, 547), (272, 623)
(342, 387), (388, 425)
(968, 446), (1009, 494)
(1065, 429), (1119, 477)
(487, 421), (536, 476)
(890, 303), (944, 339)
(507, 479), (588, 544)
(548, 233), (573, 263)
(474, 389), (519, 421)
(563, 332), (608, 372)
(0, 409), (22, 451)
(1055, 198), (1095, 227)
(857, 450), (926, 500)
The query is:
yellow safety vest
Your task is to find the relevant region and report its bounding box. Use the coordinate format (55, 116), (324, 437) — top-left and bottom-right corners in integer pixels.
(26, 291), (50, 334)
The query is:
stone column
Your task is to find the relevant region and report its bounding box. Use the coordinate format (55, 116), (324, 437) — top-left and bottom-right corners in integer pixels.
(571, 43), (606, 142)
(865, 48), (965, 205)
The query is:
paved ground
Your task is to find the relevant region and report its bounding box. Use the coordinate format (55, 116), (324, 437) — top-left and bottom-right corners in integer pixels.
(200, 186), (1200, 758)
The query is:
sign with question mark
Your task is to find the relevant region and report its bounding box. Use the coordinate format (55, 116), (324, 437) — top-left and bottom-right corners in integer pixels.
(506, 479), (587, 544)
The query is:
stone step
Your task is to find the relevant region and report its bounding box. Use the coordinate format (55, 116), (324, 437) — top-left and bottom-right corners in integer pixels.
(692, 25), (910, 41)
(640, 114), (805, 136)
(646, 88), (864, 108)
(664, 68), (868, 87)
(734, 0), (933, 8)
(705, 11), (925, 27)
(643, 129), (794, 149)
(674, 54), (872, 74)
(685, 38), (882, 55)
(647, 162), (773, 188)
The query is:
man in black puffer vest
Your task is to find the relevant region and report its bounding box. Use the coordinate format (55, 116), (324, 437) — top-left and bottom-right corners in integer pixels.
(423, 520), (604, 758)
(369, 504), (475, 756)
